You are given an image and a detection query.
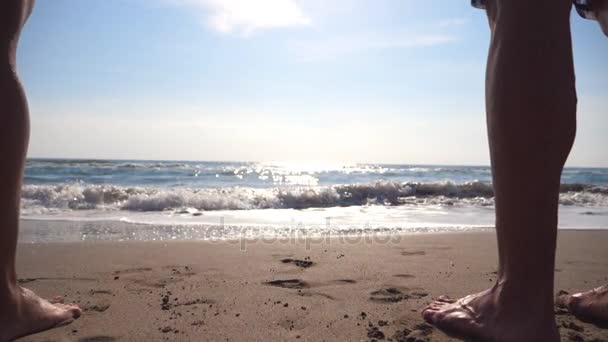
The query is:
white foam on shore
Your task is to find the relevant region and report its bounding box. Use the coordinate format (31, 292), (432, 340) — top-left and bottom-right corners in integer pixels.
(19, 181), (608, 242)
(21, 204), (608, 229)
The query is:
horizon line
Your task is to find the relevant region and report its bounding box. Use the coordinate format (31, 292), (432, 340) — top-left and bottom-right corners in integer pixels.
(25, 156), (608, 169)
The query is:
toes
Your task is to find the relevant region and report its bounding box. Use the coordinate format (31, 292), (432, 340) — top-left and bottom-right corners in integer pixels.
(422, 308), (433, 321)
(555, 293), (572, 308)
(422, 307), (442, 324)
(55, 303), (82, 318)
(597, 284), (608, 293)
(422, 305), (440, 313)
(565, 294), (585, 315)
(66, 304), (82, 318)
(69, 306), (82, 319)
(436, 295), (456, 303)
(422, 301), (450, 319)
(423, 299), (449, 312)
(430, 301), (448, 309)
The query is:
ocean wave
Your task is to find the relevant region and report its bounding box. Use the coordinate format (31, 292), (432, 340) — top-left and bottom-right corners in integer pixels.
(26, 159), (196, 170)
(20, 181), (608, 214)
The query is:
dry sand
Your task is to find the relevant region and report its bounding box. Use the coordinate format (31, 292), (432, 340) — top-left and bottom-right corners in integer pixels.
(15, 230), (608, 341)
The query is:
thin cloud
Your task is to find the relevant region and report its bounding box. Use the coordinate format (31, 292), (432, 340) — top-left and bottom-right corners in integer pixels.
(438, 17), (469, 28)
(167, 0), (311, 36)
(290, 31), (457, 62)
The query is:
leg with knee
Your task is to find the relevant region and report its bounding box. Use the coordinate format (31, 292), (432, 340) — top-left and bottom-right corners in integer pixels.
(0, 2), (81, 341)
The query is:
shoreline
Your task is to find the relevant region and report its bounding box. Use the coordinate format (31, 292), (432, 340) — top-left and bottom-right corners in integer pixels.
(17, 230), (608, 341)
(18, 217), (608, 245)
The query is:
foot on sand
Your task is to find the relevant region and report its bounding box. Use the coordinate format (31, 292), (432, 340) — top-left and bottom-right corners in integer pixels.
(422, 286), (559, 342)
(0, 286), (82, 341)
(557, 285), (608, 328)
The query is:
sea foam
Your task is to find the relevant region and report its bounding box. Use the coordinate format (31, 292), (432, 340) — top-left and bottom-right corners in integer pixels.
(20, 181), (608, 214)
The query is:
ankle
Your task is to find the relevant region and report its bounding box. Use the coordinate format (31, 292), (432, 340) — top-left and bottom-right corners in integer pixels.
(0, 269), (19, 302)
(493, 279), (554, 311)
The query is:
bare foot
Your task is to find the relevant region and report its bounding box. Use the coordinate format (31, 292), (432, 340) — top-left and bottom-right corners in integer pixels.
(422, 286), (559, 342)
(0, 286), (81, 341)
(557, 285), (608, 328)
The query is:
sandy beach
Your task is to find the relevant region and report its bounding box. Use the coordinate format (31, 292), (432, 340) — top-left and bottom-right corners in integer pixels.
(13, 230), (608, 341)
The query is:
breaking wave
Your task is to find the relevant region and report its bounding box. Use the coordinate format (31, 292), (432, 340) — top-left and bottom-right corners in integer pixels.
(20, 181), (608, 214)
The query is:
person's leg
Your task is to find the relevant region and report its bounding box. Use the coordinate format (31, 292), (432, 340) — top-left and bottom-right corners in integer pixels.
(0, 1), (81, 340)
(422, 1), (576, 341)
(554, 0), (608, 329)
(596, 0), (608, 36)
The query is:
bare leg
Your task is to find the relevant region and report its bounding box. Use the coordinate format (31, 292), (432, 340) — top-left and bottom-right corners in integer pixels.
(0, 1), (81, 341)
(551, 0), (608, 330)
(422, 1), (576, 341)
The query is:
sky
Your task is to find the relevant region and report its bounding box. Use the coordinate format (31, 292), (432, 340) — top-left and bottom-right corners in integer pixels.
(18, 0), (608, 166)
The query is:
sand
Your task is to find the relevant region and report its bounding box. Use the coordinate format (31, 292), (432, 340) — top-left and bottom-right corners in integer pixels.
(15, 230), (608, 341)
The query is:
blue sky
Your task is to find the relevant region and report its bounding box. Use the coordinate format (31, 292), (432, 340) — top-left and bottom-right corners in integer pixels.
(18, 0), (608, 166)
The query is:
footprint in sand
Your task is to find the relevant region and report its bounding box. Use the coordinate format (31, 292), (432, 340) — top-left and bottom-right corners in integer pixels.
(112, 267), (153, 275)
(160, 289), (214, 311)
(162, 265), (196, 276)
(18, 276), (96, 284)
(280, 258), (314, 268)
(394, 274), (416, 279)
(78, 336), (117, 342)
(560, 320), (585, 333)
(82, 300), (111, 313)
(119, 266), (194, 294)
(83, 289), (114, 312)
(400, 251), (426, 256)
(264, 279), (310, 289)
(90, 289), (113, 295)
(392, 323), (434, 341)
(297, 291), (335, 300)
(370, 287), (428, 303)
(278, 316), (306, 332)
(17, 278), (36, 284)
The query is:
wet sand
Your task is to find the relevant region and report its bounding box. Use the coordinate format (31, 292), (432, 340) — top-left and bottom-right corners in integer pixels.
(16, 230), (608, 341)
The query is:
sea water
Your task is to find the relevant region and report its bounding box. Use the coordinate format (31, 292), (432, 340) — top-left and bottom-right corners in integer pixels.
(19, 159), (608, 242)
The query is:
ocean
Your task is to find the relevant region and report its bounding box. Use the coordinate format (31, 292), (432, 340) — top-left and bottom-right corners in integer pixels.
(19, 159), (608, 243)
